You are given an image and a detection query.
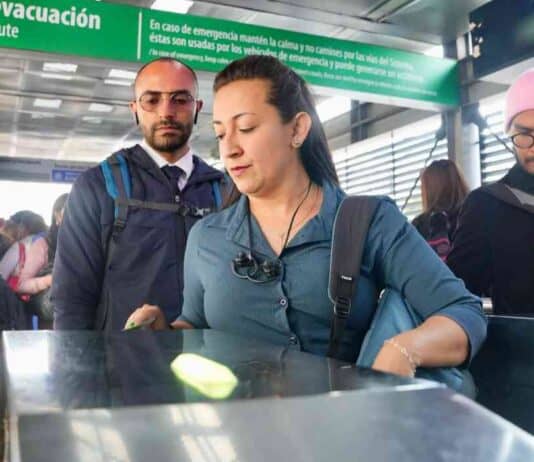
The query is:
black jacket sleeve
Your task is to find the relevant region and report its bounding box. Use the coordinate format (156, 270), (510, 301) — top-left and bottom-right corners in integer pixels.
(447, 189), (493, 297)
(51, 168), (112, 329)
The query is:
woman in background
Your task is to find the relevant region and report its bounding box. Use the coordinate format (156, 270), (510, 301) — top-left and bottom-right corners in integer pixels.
(412, 159), (469, 260)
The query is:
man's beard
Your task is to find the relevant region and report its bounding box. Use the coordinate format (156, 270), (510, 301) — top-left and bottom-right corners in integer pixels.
(143, 121), (193, 153)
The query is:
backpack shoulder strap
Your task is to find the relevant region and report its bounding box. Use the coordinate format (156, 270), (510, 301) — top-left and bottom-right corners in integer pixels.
(482, 182), (534, 214)
(96, 151), (133, 330)
(99, 151), (132, 234)
(482, 182), (513, 204)
(327, 195), (380, 360)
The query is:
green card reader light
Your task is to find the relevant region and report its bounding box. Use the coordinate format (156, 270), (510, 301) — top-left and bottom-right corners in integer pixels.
(171, 353), (238, 399)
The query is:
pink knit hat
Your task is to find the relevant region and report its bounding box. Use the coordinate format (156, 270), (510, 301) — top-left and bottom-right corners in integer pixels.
(505, 68), (534, 133)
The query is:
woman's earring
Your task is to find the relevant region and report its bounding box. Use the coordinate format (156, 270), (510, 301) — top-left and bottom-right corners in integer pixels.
(292, 138), (301, 148)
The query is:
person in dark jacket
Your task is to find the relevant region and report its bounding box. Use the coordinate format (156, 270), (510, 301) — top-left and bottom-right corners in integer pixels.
(412, 159), (469, 261)
(448, 69), (534, 316)
(52, 58), (224, 330)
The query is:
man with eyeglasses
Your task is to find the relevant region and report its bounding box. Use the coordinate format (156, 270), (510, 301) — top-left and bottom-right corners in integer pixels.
(448, 69), (534, 316)
(52, 58), (224, 330)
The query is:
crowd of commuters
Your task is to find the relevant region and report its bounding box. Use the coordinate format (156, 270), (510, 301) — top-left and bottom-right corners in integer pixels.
(0, 56), (532, 385)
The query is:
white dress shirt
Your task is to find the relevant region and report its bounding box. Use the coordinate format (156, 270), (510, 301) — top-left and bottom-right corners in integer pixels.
(140, 140), (194, 191)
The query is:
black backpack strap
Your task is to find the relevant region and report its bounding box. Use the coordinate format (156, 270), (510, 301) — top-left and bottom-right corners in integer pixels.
(327, 195), (380, 359)
(115, 197), (212, 218)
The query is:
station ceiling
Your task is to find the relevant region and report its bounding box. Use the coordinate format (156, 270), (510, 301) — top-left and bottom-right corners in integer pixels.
(0, 0), (492, 165)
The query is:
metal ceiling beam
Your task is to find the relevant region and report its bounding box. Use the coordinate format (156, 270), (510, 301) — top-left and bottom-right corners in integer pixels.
(374, 0), (422, 23)
(193, 0), (443, 46)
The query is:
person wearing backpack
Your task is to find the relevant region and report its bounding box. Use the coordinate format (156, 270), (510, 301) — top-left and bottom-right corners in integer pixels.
(52, 58), (224, 331)
(0, 212), (48, 292)
(17, 193), (69, 328)
(126, 56), (486, 383)
(0, 211), (48, 260)
(448, 69), (534, 316)
(0, 211), (48, 329)
(412, 160), (469, 261)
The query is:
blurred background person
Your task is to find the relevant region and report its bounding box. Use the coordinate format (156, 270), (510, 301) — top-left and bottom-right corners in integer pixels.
(412, 159), (469, 261)
(0, 209), (48, 329)
(25, 193), (69, 327)
(0, 195), (67, 308)
(6, 210), (47, 241)
(0, 211), (48, 291)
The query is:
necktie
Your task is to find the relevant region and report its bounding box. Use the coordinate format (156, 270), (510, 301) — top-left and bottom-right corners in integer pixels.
(161, 165), (184, 200)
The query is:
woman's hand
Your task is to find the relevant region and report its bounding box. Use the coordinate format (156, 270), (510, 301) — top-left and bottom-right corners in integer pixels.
(371, 316), (470, 378)
(371, 338), (419, 378)
(124, 304), (168, 330)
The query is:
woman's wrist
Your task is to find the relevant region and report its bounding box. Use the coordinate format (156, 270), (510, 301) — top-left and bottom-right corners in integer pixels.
(383, 338), (421, 377)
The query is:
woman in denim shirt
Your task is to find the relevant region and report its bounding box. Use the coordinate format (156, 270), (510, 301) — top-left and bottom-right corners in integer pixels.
(127, 55), (486, 378)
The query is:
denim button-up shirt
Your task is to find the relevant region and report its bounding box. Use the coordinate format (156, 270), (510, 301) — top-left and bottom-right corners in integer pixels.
(179, 182), (486, 362)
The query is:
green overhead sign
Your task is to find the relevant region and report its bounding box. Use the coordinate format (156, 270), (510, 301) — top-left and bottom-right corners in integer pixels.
(0, 0), (459, 106)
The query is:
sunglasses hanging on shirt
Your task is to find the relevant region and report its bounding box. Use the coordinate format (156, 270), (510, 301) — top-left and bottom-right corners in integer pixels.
(231, 181), (312, 284)
(231, 211), (283, 284)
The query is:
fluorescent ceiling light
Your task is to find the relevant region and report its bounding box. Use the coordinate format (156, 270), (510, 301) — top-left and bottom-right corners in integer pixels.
(316, 96), (351, 122)
(33, 98), (62, 109)
(42, 62), (78, 73)
(41, 72), (73, 81)
(82, 116), (102, 124)
(31, 113), (56, 119)
(88, 103), (114, 113)
(104, 79), (132, 87)
(151, 0), (193, 14)
(108, 69), (136, 80)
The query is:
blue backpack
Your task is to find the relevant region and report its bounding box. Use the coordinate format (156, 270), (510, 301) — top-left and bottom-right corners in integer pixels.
(327, 196), (472, 395)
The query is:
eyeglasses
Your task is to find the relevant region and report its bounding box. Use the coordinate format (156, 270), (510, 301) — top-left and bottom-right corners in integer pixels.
(231, 251), (282, 284)
(138, 91), (195, 112)
(511, 133), (534, 149)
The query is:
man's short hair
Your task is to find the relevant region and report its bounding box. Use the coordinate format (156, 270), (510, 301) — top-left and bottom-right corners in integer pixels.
(133, 58), (199, 97)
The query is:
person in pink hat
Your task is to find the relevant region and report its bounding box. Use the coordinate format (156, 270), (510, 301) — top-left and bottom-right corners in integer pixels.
(448, 69), (534, 316)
